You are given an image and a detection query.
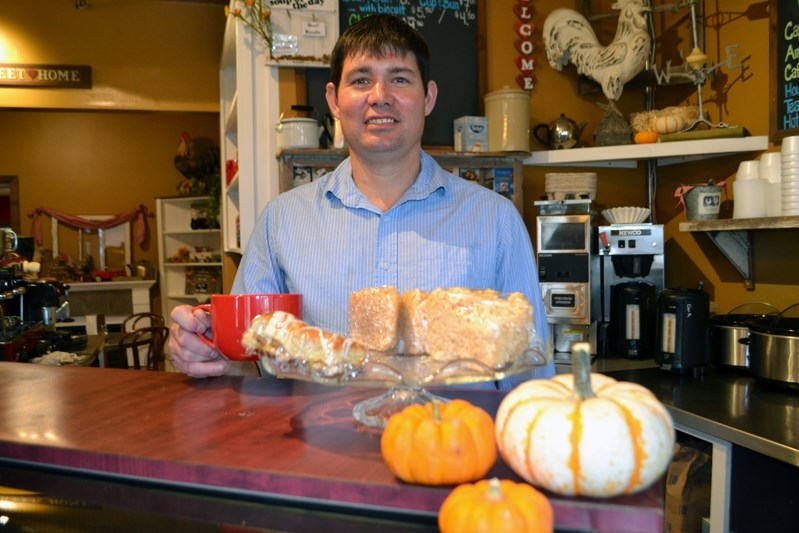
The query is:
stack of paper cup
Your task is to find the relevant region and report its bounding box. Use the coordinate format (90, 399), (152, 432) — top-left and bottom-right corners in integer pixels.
(782, 136), (799, 216)
(759, 152), (782, 217)
(732, 160), (767, 219)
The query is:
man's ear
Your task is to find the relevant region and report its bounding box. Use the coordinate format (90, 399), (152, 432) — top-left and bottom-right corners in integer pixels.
(424, 80), (438, 117)
(325, 82), (339, 117)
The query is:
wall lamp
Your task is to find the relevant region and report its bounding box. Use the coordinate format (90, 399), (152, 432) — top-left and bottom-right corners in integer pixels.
(75, 0), (89, 9)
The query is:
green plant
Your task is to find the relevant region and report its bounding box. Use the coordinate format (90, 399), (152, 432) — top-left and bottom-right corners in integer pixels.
(226, 0), (273, 55)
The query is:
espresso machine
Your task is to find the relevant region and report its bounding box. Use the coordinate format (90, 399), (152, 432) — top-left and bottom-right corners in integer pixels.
(597, 224), (665, 358)
(535, 200), (601, 363)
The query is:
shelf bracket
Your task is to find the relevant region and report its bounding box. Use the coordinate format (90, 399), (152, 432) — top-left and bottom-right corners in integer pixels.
(703, 230), (754, 290)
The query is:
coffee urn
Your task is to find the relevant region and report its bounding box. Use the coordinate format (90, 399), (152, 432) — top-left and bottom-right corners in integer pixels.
(609, 281), (657, 358)
(655, 286), (710, 375)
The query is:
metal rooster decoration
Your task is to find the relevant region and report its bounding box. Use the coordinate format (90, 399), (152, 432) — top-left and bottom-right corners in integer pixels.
(543, 0), (651, 111)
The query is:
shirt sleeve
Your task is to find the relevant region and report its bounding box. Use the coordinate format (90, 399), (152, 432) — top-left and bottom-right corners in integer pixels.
(495, 204), (556, 384)
(231, 204), (286, 295)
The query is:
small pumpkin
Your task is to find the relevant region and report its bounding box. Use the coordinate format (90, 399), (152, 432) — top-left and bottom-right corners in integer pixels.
(653, 114), (685, 134)
(495, 342), (675, 498)
(634, 131), (658, 144)
(438, 477), (554, 533)
(381, 399), (497, 485)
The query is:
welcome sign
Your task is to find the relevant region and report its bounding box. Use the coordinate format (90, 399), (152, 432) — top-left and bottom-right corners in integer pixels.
(0, 63), (92, 88)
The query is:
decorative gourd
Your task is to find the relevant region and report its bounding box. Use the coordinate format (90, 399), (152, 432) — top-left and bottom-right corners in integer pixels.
(653, 114), (685, 134)
(495, 342), (675, 497)
(634, 131), (659, 144)
(438, 477), (553, 533)
(381, 400), (497, 485)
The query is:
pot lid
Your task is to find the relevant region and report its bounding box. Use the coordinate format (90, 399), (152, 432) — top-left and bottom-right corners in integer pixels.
(278, 117), (318, 124)
(746, 315), (799, 336)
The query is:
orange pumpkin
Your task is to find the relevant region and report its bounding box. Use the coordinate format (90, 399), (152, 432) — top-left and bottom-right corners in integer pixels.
(634, 131), (658, 144)
(495, 343), (675, 498)
(381, 399), (497, 485)
(438, 477), (554, 533)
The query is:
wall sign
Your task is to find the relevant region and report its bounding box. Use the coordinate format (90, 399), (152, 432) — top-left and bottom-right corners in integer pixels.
(0, 63), (92, 89)
(771, 0), (799, 141)
(514, 0), (536, 91)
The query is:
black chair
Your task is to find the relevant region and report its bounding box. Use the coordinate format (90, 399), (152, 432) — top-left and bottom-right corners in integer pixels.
(122, 312), (165, 333)
(115, 326), (169, 371)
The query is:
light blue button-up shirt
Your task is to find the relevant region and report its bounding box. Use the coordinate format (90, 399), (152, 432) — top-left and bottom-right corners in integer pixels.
(233, 150), (554, 387)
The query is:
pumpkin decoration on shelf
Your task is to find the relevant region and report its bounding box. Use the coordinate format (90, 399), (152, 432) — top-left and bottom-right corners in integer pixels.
(438, 477), (554, 533)
(495, 342), (675, 498)
(380, 400), (497, 486)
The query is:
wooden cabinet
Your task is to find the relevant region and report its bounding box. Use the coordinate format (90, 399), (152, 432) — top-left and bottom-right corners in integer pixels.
(277, 148), (528, 214)
(156, 197), (222, 320)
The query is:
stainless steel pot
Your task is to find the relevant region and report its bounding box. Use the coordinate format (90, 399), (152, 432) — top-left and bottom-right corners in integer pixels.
(744, 304), (799, 391)
(710, 302), (779, 370)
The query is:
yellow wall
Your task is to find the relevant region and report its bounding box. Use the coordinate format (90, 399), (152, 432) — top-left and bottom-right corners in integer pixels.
(0, 0), (224, 111)
(0, 1), (225, 315)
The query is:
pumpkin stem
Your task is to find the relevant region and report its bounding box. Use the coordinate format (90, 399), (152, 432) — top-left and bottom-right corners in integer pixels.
(487, 478), (503, 501)
(431, 400), (442, 422)
(571, 342), (596, 400)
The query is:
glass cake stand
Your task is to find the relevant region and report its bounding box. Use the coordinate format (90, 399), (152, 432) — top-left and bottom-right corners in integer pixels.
(260, 333), (550, 429)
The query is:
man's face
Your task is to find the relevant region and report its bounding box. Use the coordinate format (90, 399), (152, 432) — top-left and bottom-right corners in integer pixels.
(325, 48), (437, 159)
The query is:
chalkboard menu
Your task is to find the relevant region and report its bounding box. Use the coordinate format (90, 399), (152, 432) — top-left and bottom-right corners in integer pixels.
(338, 1), (481, 146)
(771, 0), (799, 141)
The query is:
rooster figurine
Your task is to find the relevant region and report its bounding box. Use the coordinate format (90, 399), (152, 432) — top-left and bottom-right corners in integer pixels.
(543, 0), (651, 111)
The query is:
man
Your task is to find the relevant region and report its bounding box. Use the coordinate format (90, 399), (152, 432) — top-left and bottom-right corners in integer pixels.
(169, 14), (554, 387)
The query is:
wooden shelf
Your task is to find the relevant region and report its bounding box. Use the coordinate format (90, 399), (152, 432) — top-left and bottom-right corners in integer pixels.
(523, 136), (769, 168)
(679, 216), (799, 232)
(678, 216), (799, 290)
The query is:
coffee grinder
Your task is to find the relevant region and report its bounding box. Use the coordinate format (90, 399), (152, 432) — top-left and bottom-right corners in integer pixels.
(534, 200), (601, 363)
(597, 224), (664, 358)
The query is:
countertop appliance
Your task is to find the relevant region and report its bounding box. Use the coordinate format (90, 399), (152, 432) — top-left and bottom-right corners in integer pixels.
(18, 279), (71, 331)
(655, 286), (710, 375)
(535, 199), (600, 362)
(597, 223), (664, 358)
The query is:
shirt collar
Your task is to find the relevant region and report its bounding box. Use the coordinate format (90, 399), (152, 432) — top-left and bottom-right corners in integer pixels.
(323, 150), (448, 210)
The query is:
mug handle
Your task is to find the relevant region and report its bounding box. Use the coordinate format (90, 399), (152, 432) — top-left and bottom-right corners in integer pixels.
(192, 304), (217, 351)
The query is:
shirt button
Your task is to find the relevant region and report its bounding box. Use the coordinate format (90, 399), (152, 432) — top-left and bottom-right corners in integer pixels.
(380, 262), (390, 270)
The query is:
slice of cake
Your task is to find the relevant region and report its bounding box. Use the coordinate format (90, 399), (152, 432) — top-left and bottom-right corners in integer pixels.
(349, 286), (402, 352)
(417, 288), (534, 368)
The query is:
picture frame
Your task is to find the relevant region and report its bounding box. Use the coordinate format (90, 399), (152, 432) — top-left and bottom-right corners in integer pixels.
(770, 0), (799, 141)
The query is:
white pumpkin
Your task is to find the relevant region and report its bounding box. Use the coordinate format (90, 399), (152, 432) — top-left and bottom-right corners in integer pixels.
(495, 343), (675, 498)
(653, 114), (685, 134)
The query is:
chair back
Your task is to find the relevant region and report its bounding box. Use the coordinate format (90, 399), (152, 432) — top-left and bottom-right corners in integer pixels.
(122, 312), (165, 333)
(117, 326), (169, 370)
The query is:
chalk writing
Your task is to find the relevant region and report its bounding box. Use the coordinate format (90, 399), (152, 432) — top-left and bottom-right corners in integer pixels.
(340, 0), (476, 30)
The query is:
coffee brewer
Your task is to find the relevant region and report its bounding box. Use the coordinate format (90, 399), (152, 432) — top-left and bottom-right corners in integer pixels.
(597, 224), (665, 358)
(535, 200), (601, 362)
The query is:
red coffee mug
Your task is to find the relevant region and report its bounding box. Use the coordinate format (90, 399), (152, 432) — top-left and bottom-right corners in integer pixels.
(194, 294), (303, 361)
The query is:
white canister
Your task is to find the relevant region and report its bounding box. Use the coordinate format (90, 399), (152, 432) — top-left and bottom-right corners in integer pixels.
(484, 86), (530, 152)
(733, 179), (767, 219)
(275, 117), (322, 149)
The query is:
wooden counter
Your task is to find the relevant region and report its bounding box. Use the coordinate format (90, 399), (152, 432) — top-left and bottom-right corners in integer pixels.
(0, 363), (664, 531)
